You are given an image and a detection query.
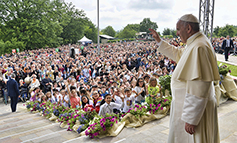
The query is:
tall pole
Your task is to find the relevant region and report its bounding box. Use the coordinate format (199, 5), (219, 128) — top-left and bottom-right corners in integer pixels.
(97, 0), (100, 54)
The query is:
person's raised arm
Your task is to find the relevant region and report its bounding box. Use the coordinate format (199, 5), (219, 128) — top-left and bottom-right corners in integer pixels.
(149, 28), (183, 62)
(64, 81), (71, 99)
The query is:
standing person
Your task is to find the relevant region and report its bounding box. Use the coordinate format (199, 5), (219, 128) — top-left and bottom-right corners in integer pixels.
(222, 35), (235, 61)
(7, 74), (20, 112)
(149, 14), (220, 143)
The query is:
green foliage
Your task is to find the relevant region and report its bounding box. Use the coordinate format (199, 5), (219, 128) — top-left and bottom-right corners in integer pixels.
(159, 75), (172, 96)
(214, 25), (237, 37)
(139, 18), (158, 33)
(116, 26), (136, 38)
(217, 61), (237, 77)
(84, 20), (97, 43)
(124, 24), (140, 32)
(0, 0), (96, 54)
(101, 26), (116, 37)
(162, 28), (177, 38)
(0, 38), (25, 54)
(218, 65), (230, 76)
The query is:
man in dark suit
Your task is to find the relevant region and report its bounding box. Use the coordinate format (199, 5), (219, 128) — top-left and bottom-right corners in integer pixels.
(222, 35), (235, 61)
(7, 74), (20, 112)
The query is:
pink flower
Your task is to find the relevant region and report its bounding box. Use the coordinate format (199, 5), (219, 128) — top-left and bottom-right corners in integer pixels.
(116, 120), (118, 124)
(134, 108), (137, 112)
(23, 104), (25, 106)
(161, 107), (163, 110)
(157, 104), (161, 107)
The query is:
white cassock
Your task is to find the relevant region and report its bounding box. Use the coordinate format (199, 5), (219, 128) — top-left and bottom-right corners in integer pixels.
(157, 32), (220, 143)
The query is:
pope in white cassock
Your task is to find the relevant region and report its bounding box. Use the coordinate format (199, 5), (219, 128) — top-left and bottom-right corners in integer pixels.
(149, 14), (220, 143)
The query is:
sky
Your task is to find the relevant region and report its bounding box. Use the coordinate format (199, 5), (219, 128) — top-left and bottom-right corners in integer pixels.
(64, 0), (237, 34)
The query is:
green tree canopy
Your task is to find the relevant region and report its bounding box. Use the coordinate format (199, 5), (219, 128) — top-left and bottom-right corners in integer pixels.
(101, 26), (116, 37)
(139, 18), (158, 33)
(116, 27), (136, 38)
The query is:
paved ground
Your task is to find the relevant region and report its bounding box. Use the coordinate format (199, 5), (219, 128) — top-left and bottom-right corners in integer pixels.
(216, 53), (237, 66)
(0, 99), (237, 143)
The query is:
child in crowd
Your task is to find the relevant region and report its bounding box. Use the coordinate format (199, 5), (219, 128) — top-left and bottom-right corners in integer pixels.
(46, 92), (52, 102)
(30, 87), (40, 102)
(81, 95), (93, 111)
(92, 91), (103, 113)
(61, 90), (69, 107)
(99, 94), (124, 117)
(148, 77), (160, 99)
(122, 88), (139, 113)
(65, 81), (81, 108)
(132, 78), (148, 104)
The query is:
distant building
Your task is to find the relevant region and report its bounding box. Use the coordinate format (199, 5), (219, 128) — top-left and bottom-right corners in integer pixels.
(99, 35), (115, 43)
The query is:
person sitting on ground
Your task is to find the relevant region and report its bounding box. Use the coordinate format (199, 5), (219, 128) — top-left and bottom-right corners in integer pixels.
(99, 94), (124, 117)
(148, 77), (160, 99)
(122, 88), (139, 113)
(81, 95), (93, 111)
(92, 91), (103, 113)
(19, 79), (28, 102)
(30, 87), (40, 102)
(132, 78), (148, 104)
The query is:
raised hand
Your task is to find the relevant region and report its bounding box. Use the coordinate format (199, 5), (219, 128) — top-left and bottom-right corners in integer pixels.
(149, 28), (161, 43)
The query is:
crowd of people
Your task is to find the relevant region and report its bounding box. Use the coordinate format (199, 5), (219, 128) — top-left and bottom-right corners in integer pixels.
(1, 34), (235, 115)
(0, 40), (178, 115)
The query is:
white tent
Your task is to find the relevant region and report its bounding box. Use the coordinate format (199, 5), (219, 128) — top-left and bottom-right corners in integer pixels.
(78, 36), (92, 43)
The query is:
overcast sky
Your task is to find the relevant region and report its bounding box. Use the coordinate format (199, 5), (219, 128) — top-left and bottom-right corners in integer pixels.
(64, 0), (237, 33)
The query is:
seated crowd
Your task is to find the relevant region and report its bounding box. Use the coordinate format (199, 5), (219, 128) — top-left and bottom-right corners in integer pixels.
(0, 41), (177, 116)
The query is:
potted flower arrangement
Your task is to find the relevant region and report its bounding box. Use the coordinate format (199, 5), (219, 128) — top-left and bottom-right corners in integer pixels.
(219, 64), (231, 79)
(85, 113), (119, 138)
(145, 96), (172, 114)
(127, 104), (147, 119)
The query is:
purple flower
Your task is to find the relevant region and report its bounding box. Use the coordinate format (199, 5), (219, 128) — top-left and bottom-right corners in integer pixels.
(85, 130), (89, 136)
(155, 107), (158, 110)
(135, 104), (139, 108)
(157, 104), (161, 107)
(161, 107), (163, 110)
(111, 118), (115, 122)
(116, 120), (118, 124)
(110, 124), (113, 127)
(229, 70), (231, 73)
(150, 104), (152, 107)
(164, 99), (168, 102)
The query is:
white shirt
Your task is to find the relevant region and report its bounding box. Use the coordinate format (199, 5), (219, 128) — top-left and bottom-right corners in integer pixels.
(98, 102), (124, 117)
(123, 94), (136, 112)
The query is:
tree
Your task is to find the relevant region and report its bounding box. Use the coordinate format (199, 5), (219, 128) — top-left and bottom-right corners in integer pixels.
(84, 19), (97, 42)
(101, 26), (116, 37)
(116, 27), (136, 38)
(218, 25), (236, 37)
(213, 26), (220, 37)
(139, 18), (158, 33)
(162, 28), (171, 35)
(0, 0), (65, 51)
(60, 2), (87, 44)
(125, 24), (140, 32)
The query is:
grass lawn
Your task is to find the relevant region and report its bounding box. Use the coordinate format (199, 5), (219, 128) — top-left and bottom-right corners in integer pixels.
(217, 61), (237, 77)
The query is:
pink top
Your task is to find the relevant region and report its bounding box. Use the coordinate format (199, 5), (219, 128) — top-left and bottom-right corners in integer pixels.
(70, 97), (80, 108)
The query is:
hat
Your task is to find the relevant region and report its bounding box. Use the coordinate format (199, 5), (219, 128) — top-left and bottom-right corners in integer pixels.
(179, 14), (199, 23)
